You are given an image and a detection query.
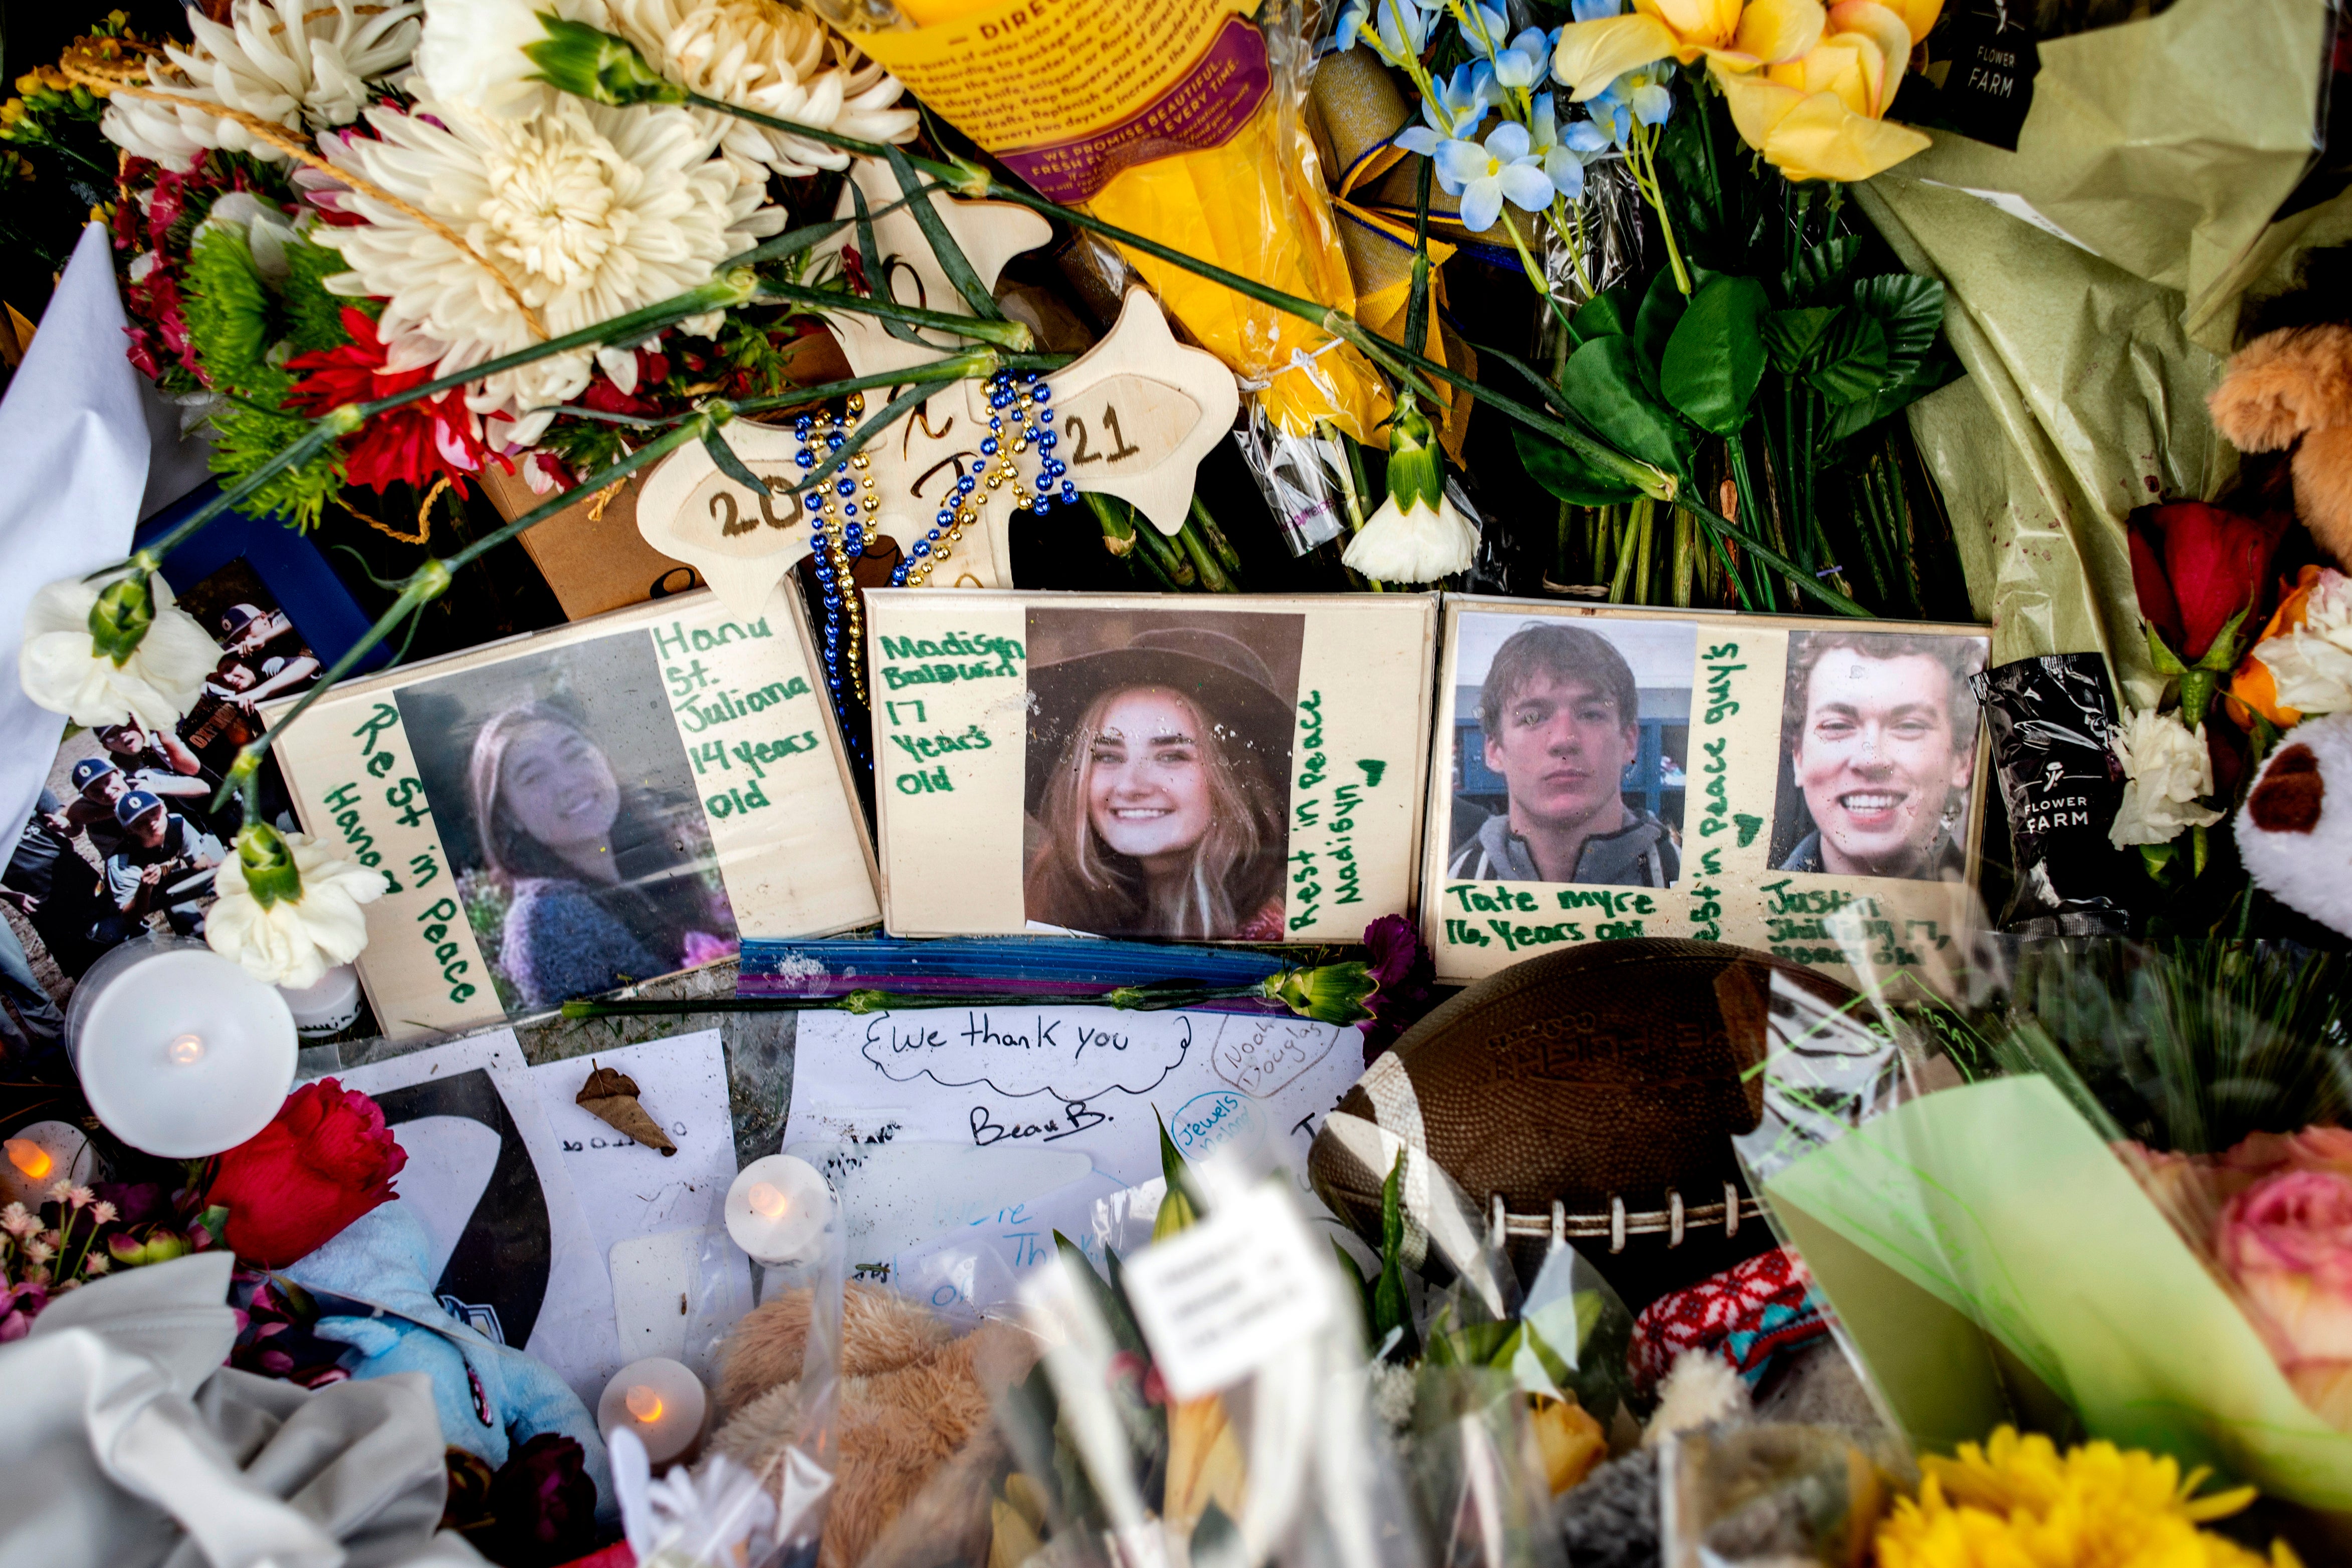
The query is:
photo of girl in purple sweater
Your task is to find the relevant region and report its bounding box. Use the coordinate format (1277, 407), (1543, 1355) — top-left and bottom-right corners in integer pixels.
(395, 632), (737, 1015)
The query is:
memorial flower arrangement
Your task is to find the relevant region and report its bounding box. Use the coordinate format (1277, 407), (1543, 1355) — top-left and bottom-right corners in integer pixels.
(11, 0), (1975, 987)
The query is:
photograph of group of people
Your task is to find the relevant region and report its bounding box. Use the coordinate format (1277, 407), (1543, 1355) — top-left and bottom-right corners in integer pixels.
(1443, 610), (1990, 891)
(1, 561), (322, 1054)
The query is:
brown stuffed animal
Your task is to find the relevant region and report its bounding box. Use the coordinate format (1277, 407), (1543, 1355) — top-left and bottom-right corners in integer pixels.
(710, 1283), (1040, 1568)
(2209, 250), (2352, 567)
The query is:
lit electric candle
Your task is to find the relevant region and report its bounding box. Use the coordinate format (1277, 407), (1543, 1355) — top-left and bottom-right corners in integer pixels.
(723, 1154), (830, 1265)
(65, 936), (297, 1158)
(596, 1356), (706, 1466)
(0, 1119), (93, 1207)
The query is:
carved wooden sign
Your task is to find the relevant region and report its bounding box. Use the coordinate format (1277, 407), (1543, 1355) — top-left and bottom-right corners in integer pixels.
(635, 161), (1241, 613)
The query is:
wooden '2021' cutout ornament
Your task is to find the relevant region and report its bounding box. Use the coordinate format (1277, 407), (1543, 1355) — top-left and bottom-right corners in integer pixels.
(635, 161), (1241, 616)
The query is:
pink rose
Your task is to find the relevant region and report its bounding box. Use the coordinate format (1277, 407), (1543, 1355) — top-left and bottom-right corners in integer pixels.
(2116, 1142), (2221, 1243)
(2219, 1169), (2352, 1427)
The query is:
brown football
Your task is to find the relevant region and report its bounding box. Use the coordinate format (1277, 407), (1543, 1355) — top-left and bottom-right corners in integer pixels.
(1308, 939), (1857, 1271)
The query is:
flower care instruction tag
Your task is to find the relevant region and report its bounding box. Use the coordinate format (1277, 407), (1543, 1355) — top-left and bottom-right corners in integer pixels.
(865, 590), (1435, 941)
(847, 0), (1267, 204)
(1121, 1183), (1336, 1400)
(1424, 596), (1991, 988)
(267, 586), (879, 1037)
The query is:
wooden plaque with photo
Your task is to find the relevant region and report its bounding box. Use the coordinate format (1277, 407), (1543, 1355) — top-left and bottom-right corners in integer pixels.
(1424, 596), (1991, 986)
(267, 585), (880, 1038)
(866, 591), (1438, 942)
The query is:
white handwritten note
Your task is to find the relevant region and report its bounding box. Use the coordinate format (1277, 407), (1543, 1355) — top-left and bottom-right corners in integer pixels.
(782, 1007), (1365, 1296)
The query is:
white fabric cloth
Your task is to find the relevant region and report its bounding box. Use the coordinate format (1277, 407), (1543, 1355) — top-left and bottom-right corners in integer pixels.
(0, 222), (152, 865)
(0, 1253), (482, 1568)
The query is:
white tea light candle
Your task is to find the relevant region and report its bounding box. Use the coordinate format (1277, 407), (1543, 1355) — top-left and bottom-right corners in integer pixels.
(66, 936), (298, 1159)
(723, 1154), (830, 1265)
(279, 964), (363, 1039)
(596, 1356), (706, 1467)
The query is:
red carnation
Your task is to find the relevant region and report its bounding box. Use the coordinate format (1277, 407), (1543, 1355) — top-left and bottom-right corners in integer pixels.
(285, 307), (501, 495)
(2128, 501), (2290, 661)
(207, 1078), (406, 1267)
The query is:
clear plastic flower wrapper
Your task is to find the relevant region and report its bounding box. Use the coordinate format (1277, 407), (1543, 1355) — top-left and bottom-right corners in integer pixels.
(1730, 918), (2352, 1529)
(980, 1161), (1428, 1568)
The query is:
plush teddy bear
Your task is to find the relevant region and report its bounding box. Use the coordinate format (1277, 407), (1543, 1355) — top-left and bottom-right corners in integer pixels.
(282, 1199), (613, 1518)
(707, 1282), (1040, 1568)
(2235, 712), (2352, 937)
(2207, 247), (2352, 566)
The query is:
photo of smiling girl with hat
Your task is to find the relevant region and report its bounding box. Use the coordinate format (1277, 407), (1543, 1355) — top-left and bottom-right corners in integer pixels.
(1023, 615), (1304, 941)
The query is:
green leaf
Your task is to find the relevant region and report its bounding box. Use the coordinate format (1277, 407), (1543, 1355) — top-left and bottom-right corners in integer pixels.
(1806, 310), (1891, 404)
(1819, 344), (1959, 442)
(883, 145), (1003, 320)
(1571, 283), (1637, 345)
(1849, 273), (1945, 374)
(849, 182), (925, 345)
(1374, 1151), (1419, 1358)
(1659, 274), (1769, 434)
(1192, 1501), (1245, 1568)
(1055, 1231), (1150, 1359)
(1559, 334), (1698, 481)
(1762, 306), (1838, 374)
(1632, 266), (1686, 399)
(1513, 424), (1643, 506)
(700, 426), (767, 495)
(1777, 235), (1862, 307)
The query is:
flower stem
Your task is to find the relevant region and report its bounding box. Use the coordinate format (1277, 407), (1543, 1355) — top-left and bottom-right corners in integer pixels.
(1627, 125), (1692, 297)
(754, 280), (1034, 348)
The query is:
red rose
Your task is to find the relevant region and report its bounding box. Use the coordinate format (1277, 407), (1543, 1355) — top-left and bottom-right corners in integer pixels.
(207, 1078), (406, 1267)
(2128, 501), (2290, 661)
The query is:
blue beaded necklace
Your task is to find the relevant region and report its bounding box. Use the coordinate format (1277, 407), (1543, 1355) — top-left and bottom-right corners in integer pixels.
(890, 370), (1080, 588)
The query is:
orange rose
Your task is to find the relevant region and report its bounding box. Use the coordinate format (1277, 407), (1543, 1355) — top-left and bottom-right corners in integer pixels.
(2229, 564), (2329, 730)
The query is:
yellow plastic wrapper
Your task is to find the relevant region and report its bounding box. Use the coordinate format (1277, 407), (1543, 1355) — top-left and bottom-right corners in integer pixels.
(837, 0), (1392, 443)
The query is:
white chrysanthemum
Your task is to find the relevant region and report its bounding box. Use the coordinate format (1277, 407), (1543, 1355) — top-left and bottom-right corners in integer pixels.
(2109, 707), (2223, 849)
(207, 832), (388, 989)
(19, 575), (219, 731)
(102, 0), (420, 169)
(315, 94), (781, 445)
(608, 0), (919, 176)
(1342, 490), (1478, 582)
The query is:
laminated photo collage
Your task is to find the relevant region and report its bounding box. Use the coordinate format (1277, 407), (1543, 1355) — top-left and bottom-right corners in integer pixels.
(8, 583), (1988, 1039)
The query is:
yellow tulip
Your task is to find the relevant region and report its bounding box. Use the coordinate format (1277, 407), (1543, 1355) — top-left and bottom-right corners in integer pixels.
(1163, 1394), (1248, 1530)
(1528, 1394), (1609, 1494)
(1709, 1), (1930, 182)
(1553, 0), (1826, 103)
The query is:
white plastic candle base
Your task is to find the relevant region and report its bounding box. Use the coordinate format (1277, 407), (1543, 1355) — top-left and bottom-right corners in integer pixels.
(724, 1154), (830, 1265)
(597, 1356), (707, 1468)
(279, 964), (363, 1039)
(65, 936), (297, 1158)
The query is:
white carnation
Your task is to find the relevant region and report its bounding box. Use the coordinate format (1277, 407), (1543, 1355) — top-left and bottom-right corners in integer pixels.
(207, 832), (388, 990)
(417, 0), (613, 118)
(18, 575), (219, 731)
(102, 0), (420, 169)
(1341, 490), (1478, 583)
(2108, 707), (2223, 848)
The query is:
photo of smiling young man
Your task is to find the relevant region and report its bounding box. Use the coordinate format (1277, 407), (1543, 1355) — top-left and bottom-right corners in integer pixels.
(1448, 619), (1689, 888)
(1773, 631), (1989, 880)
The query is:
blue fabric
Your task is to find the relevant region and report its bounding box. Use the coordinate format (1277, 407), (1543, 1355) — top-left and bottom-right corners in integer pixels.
(284, 1200), (611, 1518)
